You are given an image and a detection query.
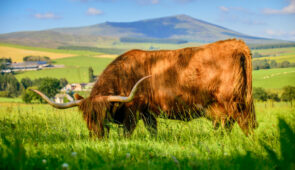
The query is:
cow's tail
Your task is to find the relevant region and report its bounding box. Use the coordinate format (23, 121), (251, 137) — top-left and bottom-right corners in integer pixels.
(242, 43), (258, 130)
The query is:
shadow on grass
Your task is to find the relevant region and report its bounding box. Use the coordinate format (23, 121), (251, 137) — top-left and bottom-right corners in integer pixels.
(0, 118), (294, 170)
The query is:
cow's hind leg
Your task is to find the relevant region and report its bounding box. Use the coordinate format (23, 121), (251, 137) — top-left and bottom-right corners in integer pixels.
(142, 112), (157, 137)
(230, 103), (256, 136)
(208, 103), (232, 130)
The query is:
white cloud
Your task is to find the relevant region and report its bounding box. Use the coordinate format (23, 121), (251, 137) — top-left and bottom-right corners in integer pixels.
(263, 0), (295, 14)
(219, 6), (229, 12)
(86, 8), (103, 15)
(34, 13), (60, 19)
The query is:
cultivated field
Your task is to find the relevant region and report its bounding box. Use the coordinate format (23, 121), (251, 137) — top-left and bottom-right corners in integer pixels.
(252, 47), (295, 63)
(0, 102), (294, 169)
(0, 44), (76, 62)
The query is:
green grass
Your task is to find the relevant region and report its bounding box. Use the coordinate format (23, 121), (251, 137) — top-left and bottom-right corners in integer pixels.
(15, 56), (113, 83)
(0, 102), (294, 169)
(0, 97), (23, 103)
(253, 67), (295, 89)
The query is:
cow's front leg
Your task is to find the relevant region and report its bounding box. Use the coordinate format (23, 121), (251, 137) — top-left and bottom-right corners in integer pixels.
(142, 112), (157, 137)
(123, 111), (138, 137)
(87, 121), (105, 138)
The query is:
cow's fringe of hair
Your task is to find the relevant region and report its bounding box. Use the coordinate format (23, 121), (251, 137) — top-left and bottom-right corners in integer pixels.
(78, 96), (110, 136)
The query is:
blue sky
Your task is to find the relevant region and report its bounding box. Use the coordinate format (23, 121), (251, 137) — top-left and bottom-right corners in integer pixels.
(1, 0), (295, 41)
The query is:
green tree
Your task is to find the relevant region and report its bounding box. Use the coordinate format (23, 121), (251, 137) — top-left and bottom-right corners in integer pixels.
(253, 87), (268, 101)
(59, 78), (68, 87)
(0, 74), (21, 97)
(38, 78), (61, 99)
(268, 92), (280, 107)
(21, 86), (40, 103)
(280, 61), (290, 68)
(270, 60), (278, 68)
(21, 77), (33, 89)
(88, 67), (94, 82)
(268, 92), (280, 102)
(281, 86), (295, 106)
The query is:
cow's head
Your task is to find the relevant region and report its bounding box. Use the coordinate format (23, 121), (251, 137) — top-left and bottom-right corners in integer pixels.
(31, 75), (151, 137)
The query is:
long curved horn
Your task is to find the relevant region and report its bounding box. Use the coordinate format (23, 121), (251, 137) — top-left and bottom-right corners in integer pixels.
(106, 75), (152, 102)
(30, 89), (82, 109)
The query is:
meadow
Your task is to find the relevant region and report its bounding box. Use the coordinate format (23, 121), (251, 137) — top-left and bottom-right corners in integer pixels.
(0, 102), (294, 169)
(1, 43), (295, 169)
(253, 67), (295, 89)
(15, 56), (114, 83)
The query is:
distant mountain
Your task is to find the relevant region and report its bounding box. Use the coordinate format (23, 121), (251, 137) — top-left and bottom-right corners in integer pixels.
(0, 15), (290, 48)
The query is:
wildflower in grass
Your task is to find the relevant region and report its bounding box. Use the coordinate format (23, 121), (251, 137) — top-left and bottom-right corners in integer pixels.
(62, 163), (69, 170)
(126, 153), (131, 158)
(42, 159), (47, 164)
(71, 152), (77, 157)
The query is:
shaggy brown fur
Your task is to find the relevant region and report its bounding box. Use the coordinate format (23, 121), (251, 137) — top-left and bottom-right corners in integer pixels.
(77, 39), (258, 137)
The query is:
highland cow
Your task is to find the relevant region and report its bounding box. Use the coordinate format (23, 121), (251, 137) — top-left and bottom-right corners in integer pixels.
(32, 39), (258, 138)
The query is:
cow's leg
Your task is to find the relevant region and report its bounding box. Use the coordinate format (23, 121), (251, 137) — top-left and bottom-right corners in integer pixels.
(222, 118), (235, 132)
(236, 113), (256, 136)
(123, 110), (138, 137)
(87, 121), (105, 138)
(208, 103), (229, 130)
(142, 112), (157, 137)
(233, 103), (257, 136)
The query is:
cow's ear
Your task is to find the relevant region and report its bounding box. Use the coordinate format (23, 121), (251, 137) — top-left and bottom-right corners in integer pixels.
(74, 93), (84, 100)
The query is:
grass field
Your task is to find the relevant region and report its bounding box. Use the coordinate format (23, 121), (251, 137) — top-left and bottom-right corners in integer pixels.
(15, 56), (113, 83)
(252, 47), (295, 63)
(253, 67), (295, 89)
(0, 102), (294, 169)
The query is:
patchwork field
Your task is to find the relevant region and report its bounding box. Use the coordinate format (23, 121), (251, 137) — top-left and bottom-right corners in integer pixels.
(0, 43), (102, 62)
(0, 45), (76, 62)
(0, 102), (294, 169)
(252, 47), (295, 63)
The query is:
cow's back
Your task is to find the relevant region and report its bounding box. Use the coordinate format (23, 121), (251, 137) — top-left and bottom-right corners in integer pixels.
(92, 39), (250, 118)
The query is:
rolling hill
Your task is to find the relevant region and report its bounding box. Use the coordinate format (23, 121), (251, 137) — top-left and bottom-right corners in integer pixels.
(0, 15), (290, 48)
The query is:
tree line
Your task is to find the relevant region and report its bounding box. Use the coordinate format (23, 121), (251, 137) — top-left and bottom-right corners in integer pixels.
(0, 73), (68, 103)
(252, 59), (295, 70)
(249, 42), (295, 50)
(253, 86), (295, 106)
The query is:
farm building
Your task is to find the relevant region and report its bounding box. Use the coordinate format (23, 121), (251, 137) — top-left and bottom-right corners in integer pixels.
(9, 61), (51, 71)
(1, 61), (52, 72)
(61, 82), (94, 92)
(54, 93), (74, 104)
